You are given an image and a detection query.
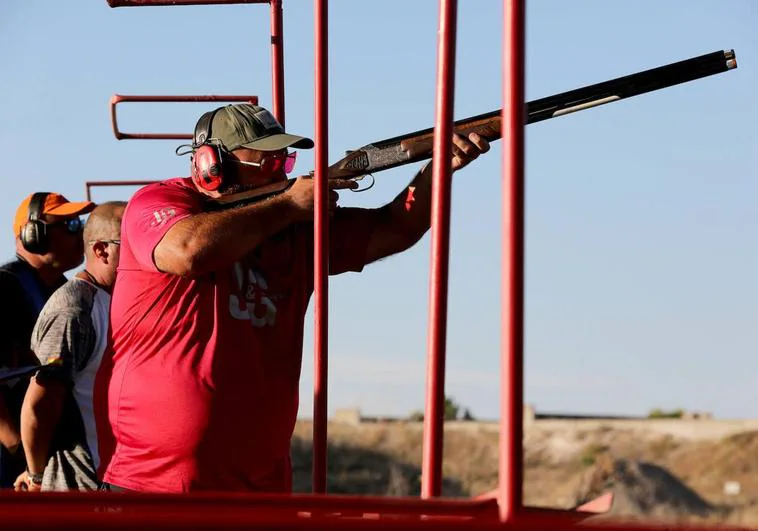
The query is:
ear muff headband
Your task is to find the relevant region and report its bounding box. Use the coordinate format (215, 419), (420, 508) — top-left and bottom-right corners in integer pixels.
(193, 109), (218, 147)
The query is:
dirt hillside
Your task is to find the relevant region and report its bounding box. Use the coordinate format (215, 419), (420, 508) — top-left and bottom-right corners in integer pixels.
(291, 419), (758, 527)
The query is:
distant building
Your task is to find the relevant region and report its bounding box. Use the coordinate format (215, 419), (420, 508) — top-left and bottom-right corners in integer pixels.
(333, 408), (363, 426)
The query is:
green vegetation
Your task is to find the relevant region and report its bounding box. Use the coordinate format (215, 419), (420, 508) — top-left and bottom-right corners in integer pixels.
(408, 396), (476, 422)
(648, 408), (685, 419)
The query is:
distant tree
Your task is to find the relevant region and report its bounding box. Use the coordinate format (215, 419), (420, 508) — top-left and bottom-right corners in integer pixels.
(408, 396), (475, 422)
(647, 408), (684, 419)
(408, 410), (425, 422)
(444, 396), (460, 421)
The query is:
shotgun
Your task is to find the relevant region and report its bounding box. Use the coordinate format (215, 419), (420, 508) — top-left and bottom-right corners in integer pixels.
(212, 49), (737, 207)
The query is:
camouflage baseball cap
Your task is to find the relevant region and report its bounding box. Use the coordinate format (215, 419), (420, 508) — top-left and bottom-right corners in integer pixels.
(196, 104), (314, 152)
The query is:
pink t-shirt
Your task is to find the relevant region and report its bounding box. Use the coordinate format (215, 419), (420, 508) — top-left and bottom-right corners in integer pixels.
(100, 177), (372, 493)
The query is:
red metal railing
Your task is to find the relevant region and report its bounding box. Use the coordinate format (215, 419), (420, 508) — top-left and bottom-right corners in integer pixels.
(312, 0), (330, 495)
(500, 0), (526, 522)
(85, 180), (161, 201)
(270, 0), (285, 125)
(107, 0), (268, 6)
(109, 94), (260, 140)
(0, 490), (742, 530)
(421, 0), (458, 500)
(4, 0), (742, 530)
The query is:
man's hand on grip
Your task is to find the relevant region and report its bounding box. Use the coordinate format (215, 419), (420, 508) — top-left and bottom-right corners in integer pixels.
(283, 176), (358, 220)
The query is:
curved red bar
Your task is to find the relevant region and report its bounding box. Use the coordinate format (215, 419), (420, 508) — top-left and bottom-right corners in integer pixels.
(109, 94), (259, 140)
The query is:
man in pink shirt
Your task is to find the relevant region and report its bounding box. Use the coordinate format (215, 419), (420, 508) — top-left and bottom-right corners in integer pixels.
(100, 103), (489, 493)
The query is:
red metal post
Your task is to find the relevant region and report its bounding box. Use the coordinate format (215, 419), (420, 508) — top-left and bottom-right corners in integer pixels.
(421, 0), (458, 499)
(312, 0), (329, 495)
(270, 0), (286, 126)
(499, 0), (526, 522)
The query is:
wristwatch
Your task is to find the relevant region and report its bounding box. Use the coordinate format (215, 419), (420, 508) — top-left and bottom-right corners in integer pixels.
(26, 469), (43, 486)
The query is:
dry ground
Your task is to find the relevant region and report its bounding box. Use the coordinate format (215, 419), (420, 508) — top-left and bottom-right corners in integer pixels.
(291, 419), (758, 528)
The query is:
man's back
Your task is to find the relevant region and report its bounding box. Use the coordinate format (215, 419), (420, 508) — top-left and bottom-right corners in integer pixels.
(30, 277), (111, 491)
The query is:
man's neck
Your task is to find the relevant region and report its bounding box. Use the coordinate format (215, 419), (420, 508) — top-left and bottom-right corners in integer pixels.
(76, 268), (112, 294)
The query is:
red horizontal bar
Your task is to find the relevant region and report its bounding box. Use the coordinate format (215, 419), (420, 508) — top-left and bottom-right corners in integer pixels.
(107, 0), (269, 7)
(0, 496), (739, 531)
(110, 94), (259, 140)
(85, 180), (161, 201)
(0, 491), (498, 515)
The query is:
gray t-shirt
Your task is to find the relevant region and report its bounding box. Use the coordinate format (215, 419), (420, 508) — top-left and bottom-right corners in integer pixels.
(30, 278), (111, 492)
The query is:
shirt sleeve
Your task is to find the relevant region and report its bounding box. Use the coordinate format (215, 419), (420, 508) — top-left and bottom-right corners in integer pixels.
(321, 207), (377, 276)
(31, 309), (96, 385)
(124, 182), (203, 272)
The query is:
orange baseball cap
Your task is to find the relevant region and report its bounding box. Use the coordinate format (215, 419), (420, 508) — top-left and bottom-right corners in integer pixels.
(13, 192), (96, 236)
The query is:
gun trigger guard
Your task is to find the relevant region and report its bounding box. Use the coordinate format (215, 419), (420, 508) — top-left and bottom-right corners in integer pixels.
(350, 174), (375, 193)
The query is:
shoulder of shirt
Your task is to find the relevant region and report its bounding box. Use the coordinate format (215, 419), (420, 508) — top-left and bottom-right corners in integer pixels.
(0, 259), (35, 288)
(39, 278), (99, 319)
(132, 177), (197, 199)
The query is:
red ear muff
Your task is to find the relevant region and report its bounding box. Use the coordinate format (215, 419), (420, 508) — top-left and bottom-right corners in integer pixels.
(191, 144), (224, 191)
(191, 108), (225, 191)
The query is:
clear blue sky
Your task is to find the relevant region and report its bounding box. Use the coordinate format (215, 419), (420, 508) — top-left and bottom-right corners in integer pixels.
(1, 1), (756, 420)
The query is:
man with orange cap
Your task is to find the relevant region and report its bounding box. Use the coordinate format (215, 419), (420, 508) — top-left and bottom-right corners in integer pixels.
(0, 192), (95, 488)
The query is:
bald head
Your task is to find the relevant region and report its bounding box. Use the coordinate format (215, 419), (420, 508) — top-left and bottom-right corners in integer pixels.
(83, 201), (126, 255)
(81, 201), (127, 290)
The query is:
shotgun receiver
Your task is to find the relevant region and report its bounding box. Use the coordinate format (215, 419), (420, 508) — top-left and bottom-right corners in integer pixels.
(212, 49), (736, 207)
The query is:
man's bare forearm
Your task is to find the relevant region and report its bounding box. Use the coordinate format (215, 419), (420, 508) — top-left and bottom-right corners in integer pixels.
(374, 162), (436, 258)
(21, 382), (64, 475)
(156, 194), (300, 276)
(0, 395), (20, 452)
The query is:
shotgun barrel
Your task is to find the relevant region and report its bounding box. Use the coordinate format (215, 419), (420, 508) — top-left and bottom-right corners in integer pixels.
(328, 49), (737, 179)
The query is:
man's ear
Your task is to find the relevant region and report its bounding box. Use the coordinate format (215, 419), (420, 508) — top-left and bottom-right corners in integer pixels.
(92, 241), (109, 262)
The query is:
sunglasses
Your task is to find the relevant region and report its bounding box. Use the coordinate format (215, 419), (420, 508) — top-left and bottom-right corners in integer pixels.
(88, 239), (121, 246)
(47, 218), (83, 234)
(228, 151), (297, 174)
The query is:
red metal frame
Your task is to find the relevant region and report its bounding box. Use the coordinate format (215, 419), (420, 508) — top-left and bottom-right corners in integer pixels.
(33, 0), (734, 529)
(312, 0), (329, 495)
(85, 179), (161, 201)
(270, 0), (285, 125)
(109, 94), (259, 140)
(421, 0), (458, 500)
(500, 0), (526, 522)
(107, 0), (268, 6)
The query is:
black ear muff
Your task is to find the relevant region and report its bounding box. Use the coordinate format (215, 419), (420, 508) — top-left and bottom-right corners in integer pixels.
(20, 192), (50, 254)
(191, 109), (224, 191)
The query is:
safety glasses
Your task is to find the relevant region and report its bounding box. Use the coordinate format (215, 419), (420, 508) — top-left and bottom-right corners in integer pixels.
(228, 151), (297, 174)
(47, 218), (83, 234)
